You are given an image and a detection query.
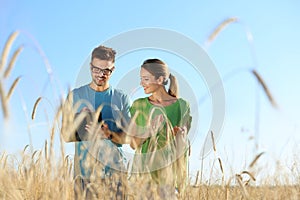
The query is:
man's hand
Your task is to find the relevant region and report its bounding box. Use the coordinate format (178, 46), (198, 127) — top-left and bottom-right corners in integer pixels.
(80, 107), (92, 113)
(85, 122), (111, 140)
(100, 123), (113, 139)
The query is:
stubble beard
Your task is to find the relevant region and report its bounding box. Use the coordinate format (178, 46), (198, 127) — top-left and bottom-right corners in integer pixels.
(93, 76), (108, 87)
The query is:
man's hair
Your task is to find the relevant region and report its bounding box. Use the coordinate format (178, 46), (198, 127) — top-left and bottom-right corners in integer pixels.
(91, 45), (116, 63)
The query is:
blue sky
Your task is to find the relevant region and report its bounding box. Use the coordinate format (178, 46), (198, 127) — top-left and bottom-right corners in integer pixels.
(1, 0), (300, 182)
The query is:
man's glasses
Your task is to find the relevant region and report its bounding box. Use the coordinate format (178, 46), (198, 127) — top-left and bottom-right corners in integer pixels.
(91, 64), (113, 75)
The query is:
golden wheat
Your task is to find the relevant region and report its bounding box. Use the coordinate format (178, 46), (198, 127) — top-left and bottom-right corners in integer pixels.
(210, 131), (224, 184)
(0, 32), (23, 119)
(6, 76), (21, 100)
(205, 17), (239, 48)
(211, 131), (216, 152)
(0, 81), (8, 118)
(249, 152), (265, 168)
(3, 45), (24, 78)
(0, 23), (298, 199)
(241, 171), (256, 181)
(31, 96), (42, 120)
(44, 140), (48, 160)
(0, 31), (19, 72)
(251, 69), (277, 108)
(236, 174), (249, 199)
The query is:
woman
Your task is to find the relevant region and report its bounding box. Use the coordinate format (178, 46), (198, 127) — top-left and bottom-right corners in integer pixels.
(128, 58), (192, 197)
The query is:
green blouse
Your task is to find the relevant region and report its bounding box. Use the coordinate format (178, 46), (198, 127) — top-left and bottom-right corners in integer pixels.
(130, 97), (191, 162)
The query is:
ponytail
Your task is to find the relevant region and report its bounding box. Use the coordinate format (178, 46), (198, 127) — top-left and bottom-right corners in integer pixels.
(168, 73), (178, 97)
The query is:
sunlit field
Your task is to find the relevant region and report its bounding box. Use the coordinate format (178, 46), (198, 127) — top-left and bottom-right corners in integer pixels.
(1, 142), (300, 199)
(1, 18), (300, 199)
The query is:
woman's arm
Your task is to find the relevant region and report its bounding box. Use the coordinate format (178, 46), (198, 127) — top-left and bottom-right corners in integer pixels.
(85, 113), (164, 149)
(106, 123), (153, 149)
(108, 114), (164, 148)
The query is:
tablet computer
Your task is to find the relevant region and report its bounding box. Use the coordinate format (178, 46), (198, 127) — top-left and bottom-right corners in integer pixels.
(74, 112), (102, 141)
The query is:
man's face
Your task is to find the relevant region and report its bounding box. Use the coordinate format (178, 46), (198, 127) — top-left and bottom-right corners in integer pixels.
(90, 58), (114, 87)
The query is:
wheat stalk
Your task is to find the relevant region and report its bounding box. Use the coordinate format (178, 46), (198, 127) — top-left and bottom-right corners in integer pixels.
(0, 81), (8, 118)
(194, 170), (200, 186)
(210, 131), (224, 184)
(205, 17), (239, 48)
(0, 151), (6, 163)
(218, 158), (224, 175)
(59, 125), (66, 165)
(31, 97), (42, 120)
(251, 69), (277, 108)
(211, 131), (216, 152)
(31, 150), (40, 159)
(44, 140), (48, 161)
(23, 145), (30, 154)
(236, 174), (249, 199)
(3, 45), (24, 78)
(6, 76), (21, 101)
(241, 171), (256, 181)
(49, 124), (55, 165)
(0, 31), (19, 72)
(249, 152), (265, 168)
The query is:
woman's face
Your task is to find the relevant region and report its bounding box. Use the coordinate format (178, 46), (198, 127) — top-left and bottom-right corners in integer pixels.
(140, 67), (161, 94)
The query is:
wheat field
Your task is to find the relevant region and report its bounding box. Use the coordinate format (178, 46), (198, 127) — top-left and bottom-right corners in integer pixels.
(1, 23), (300, 199)
(1, 146), (299, 199)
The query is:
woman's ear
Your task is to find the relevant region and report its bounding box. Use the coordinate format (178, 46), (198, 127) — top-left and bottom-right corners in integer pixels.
(157, 76), (164, 85)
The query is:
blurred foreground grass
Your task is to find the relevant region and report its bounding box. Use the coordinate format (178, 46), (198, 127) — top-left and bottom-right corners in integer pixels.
(1, 149), (300, 199)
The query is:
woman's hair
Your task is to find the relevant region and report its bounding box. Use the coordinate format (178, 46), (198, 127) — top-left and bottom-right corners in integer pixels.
(141, 58), (178, 97)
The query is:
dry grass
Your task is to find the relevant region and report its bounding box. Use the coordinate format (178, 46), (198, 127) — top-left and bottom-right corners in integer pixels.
(1, 24), (299, 199)
(31, 97), (42, 120)
(251, 69), (277, 108)
(1, 145), (300, 200)
(0, 31), (19, 72)
(188, 185), (300, 199)
(204, 17), (239, 48)
(3, 45), (23, 78)
(0, 146), (74, 199)
(0, 31), (22, 119)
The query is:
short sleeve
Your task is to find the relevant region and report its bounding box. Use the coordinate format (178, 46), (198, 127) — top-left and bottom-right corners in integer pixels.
(120, 93), (132, 129)
(180, 100), (192, 132)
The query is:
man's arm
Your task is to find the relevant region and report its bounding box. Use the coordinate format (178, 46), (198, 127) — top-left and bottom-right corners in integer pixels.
(61, 91), (95, 142)
(105, 114), (165, 149)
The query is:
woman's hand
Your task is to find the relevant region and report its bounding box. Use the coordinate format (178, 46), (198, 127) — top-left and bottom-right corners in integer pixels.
(173, 126), (186, 136)
(173, 126), (189, 156)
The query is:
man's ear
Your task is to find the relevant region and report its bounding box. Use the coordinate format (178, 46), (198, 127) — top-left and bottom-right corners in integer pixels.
(89, 62), (92, 69)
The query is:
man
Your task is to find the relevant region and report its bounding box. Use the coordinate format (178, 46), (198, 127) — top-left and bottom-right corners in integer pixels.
(62, 45), (131, 199)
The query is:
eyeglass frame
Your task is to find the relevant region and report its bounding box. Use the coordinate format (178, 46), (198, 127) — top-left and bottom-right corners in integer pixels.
(90, 64), (114, 75)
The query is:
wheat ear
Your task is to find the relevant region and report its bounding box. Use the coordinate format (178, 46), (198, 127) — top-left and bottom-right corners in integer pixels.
(3, 45), (24, 78)
(6, 76), (21, 100)
(0, 31), (19, 72)
(205, 17), (238, 47)
(31, 97), (42, 120)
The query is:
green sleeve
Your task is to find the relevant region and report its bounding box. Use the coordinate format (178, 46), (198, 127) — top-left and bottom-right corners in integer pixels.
(180, 100), (192, 132)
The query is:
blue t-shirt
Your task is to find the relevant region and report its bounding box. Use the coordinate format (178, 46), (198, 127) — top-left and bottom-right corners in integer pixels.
(71, 85), (131, 178)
